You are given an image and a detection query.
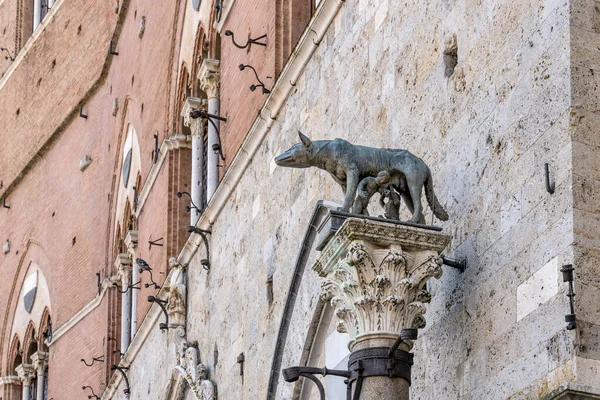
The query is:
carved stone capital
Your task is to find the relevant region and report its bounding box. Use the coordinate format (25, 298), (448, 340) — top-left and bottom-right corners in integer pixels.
(314, 217), (451, 350)
(114, 253), (132, 286)
(165, 133), (192, 150)
(15, 364), (36, 386)
(124, 230), (138, 251)
(198, 59), (220, 99)
(30, 351), (48, 375)
(181, 97), (207, 134)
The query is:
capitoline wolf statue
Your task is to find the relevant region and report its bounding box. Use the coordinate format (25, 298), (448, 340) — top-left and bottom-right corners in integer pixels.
(275, 132), (449, 224)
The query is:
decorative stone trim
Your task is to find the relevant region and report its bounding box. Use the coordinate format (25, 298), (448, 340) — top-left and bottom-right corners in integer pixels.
(124, 230), (138, 250)
(15, 364), (36, 386)
(30, 351), (48, 373)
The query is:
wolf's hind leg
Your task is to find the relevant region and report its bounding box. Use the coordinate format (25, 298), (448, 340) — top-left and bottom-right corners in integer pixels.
(407, 179), (424, 223)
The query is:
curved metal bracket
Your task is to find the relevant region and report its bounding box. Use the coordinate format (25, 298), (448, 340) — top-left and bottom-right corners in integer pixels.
(283, 366), (350, 400)
(177, 191), (202, 215)
(81, 355), (105, 367)
(112, 280), (141, 294)
(239, 64), (271, 95)
(110, 365), (131, 396)
(188, 226), (212, 271)
(225, 30), (267, 48)
(82, 385), (101, 400)
(148, 296), (169, 332)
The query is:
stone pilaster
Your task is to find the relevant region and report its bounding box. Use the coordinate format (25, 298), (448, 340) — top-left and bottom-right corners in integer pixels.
(314, 215), (451, 400)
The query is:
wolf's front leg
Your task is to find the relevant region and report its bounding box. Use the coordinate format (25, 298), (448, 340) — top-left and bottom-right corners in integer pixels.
(340, 167), (359, 212)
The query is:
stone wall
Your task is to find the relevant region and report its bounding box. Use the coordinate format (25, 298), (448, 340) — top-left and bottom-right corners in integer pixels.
(113, 0), (599, 399)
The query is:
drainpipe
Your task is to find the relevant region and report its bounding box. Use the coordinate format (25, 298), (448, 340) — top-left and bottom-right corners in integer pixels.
(198, 59), (221, 201)
(182, 97), (207, 225)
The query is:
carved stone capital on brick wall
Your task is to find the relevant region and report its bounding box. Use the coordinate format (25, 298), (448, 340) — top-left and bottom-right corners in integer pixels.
(167, 257), (187, 329)
(314, 217), (451, 350)
(198, 59), (220, 99)
(114, 253), (133, 286)
(30, 351), (48, 376)
(124, 230), (138, 251)
(165, 133), (192, 150)
(181, 97), (207, 134)
(15, 364), (36, 386)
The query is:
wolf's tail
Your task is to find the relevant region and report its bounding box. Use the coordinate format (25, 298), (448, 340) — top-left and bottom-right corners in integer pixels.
(425, 171), (449, 221)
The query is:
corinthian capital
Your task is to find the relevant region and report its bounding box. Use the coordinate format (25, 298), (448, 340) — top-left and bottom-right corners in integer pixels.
(15, 364), (36, 386)
(198, 59), (220, 99)
(181, 97), (207, 134)
(314, 216), (451, 350)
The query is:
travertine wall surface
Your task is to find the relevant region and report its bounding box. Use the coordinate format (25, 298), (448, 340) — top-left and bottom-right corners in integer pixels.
(116, 0), (600, 399)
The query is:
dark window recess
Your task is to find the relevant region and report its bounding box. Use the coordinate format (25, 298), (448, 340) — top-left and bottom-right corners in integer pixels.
(202, 135), (208, 209)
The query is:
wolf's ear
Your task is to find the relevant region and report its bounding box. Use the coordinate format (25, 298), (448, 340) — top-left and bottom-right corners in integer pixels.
(298, 131), (312, 147)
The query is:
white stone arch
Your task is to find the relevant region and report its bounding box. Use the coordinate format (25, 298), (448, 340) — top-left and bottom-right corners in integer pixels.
(10, 262), (51, 349)
(113, 124), (142, 236)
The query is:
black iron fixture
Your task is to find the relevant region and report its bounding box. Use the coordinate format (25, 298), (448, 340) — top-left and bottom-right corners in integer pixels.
(215, 0), (224, 23)
(224, 30), (267, 49)
(43, 321), (53, 344)
(153, 132), (160, 164)
(283, 347), (412, 400)
(441, 256), (466, 272)
(188, 226), (212, 271)
(108, 337), (124, 357)
(188, 110), (227, 161)
(283, 366), (350, 400)
(110, 365), (131, 396)
(137, 258), (161, 289)
(561, 264), (577, 330)
(238, 64), (271, 94)
(133, 186), (139, 211)
(148, 296), (169, 331)
(109, 41), (119, 56)
(545, 163), (555, 194)
(0, 47), (15, 61)
(112, 280), (141, 294)
(237, 353), (245, 383)
(81, 355), (105, 367)
(2, 197), (9, 209)
(82, 385), (101, 400)
(148, 236), (163, 249)
(96, 271), (102, 295)
(79, 104), (88, 119)
(177, 191), (201, 215)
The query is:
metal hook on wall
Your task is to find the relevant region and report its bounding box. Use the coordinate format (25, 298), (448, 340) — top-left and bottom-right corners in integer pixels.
(82, 385), (101, 400)
(188, 226), (212, 271)
(148, 296), (169, 332)
(112, 280), (141, 294)
(110, 365), (131, 396)
(81, 355), (105, 367)
(137, 258), (161, 289)
(224, 30), (267, 49)
(545, 163), (555, 194)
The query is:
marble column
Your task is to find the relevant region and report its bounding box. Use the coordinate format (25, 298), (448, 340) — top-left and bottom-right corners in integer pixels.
(33, 0), (42, 30)
(15, 364), (35, 400)
(125, 230), (138, 340)
(313, 215), (451, 400)
(181, 96), (207, 225)
(198, 59), (221, 202)
(30, 352), (48, 400)
(115, 253), (132, 355)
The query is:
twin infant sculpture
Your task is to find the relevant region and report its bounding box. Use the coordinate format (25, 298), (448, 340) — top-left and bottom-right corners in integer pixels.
(275, 132), (449, 224)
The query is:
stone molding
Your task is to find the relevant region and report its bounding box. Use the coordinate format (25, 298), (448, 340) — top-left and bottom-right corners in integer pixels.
(15, 364), (36, 385)
(198, 59), (220, 99)
(314, 218), (451, 349)
(114, 253), (132, 286)
(0, 375), (21, 386)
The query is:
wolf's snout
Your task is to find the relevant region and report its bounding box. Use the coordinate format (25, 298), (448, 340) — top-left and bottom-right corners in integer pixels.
(274, 152), (292, 165)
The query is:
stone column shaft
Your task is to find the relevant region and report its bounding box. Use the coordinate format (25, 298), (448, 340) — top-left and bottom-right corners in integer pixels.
(125, 230), (138, 341)
(182, 97), (207, 225)
(115, 253), (132, 354)
(198, 59), (220, 202)
(31, 351), (48, 400)
(33, 0), (42, 30)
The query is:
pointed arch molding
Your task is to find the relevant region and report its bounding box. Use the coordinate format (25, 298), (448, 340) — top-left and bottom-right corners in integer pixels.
(0, 240), (53, 375)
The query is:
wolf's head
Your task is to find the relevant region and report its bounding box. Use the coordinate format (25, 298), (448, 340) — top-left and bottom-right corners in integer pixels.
(274, 131), (314, 168)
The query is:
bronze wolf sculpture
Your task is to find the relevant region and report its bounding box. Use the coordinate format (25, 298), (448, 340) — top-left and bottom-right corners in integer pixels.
(275, 132), (449, 223)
